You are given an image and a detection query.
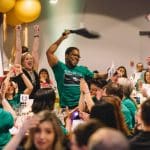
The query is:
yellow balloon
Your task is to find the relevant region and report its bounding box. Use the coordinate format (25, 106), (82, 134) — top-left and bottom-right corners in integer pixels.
(15, 0), (41, 23)
(0, 0), (16, 13)
(7, 9), (23, 26)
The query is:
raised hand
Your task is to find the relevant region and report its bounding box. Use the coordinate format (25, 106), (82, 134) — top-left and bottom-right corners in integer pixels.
(13, 64), (23, 76)
(62, 30), (70, 39)
(33, 24), (40, 36)
(79, 111), (89, 121)
(20, 115), (39, 135)
(0, 82), (6, 99)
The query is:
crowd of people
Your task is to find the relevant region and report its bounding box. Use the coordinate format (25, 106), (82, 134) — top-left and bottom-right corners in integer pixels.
(0, 24), (150, 150)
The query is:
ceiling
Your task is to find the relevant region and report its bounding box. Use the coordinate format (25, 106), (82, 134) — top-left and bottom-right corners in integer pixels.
(1, 0), (150, 25)
(84, 0), (150, 20)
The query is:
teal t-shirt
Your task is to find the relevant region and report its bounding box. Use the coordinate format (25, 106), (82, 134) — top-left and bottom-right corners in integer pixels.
(121, 102), (133, 130)
(122, 98), (137, 128)
(7, 93), (21, 109)
(52, 61), (94, 107)
(0, 108), (14, 149)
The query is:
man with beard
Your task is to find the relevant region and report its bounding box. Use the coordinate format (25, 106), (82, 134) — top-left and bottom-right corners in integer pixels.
(46, 31), (103, 109)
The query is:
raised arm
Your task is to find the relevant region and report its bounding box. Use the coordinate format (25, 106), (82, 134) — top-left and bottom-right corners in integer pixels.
(0, 80), (16, 119)
(4, 115), (39, 150)
(46, 30), (70, 67)
(78, 92), (86, 112)
(1, 98), (16, 119)
(94, 72), (108, 79)
(14, 64), (33, 95)
(79, 79), (94, 112)
(32, 24), (40, 71)
(14, 25), (22, 65)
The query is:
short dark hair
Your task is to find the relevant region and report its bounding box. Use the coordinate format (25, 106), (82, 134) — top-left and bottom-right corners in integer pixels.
(90, 78), (108, 89)
(32, 88), (56, 113)
(74, 119), (104, 147)
(105, 83), (123, 100)
(39, 68), (50, 83)
(90, 101), (117, 129)
(65, 47), (79, 55)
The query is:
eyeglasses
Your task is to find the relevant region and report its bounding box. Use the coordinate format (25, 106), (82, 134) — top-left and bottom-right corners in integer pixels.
(71, 53), (81, 59)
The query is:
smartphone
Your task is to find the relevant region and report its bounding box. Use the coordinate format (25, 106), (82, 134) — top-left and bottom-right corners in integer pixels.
(135, 96), (140, 105)
(71, 111), (80, 120)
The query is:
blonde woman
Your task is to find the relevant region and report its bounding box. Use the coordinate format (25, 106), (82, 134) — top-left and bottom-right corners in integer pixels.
(14, 25), (40, 98)
(4, 110), (65, 150)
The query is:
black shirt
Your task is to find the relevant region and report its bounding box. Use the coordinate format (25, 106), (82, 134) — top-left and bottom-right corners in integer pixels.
(130, 131), (150, 150)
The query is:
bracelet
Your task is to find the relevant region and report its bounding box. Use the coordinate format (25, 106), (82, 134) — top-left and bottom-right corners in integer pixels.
(34, 35), (39, 37)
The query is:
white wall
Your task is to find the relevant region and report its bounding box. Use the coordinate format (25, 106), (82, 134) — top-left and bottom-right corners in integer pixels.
(1, 0), (150, 80)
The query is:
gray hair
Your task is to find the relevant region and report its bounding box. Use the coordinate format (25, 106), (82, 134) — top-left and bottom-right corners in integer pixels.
(88, 128), (129, 150)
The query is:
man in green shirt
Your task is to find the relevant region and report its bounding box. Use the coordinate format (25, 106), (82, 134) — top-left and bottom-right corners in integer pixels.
(46, 31), (103, 109)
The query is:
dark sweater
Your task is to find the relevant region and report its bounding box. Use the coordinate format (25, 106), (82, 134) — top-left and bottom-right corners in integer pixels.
(12, 69), (40, 99)
(130, 131), (150, 150)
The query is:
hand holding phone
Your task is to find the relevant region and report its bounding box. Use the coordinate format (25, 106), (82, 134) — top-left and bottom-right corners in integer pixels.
(71, 110), (80, 120)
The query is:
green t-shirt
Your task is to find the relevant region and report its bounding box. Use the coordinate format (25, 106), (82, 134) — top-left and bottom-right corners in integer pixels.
(7, 93), (21, 109)
(121, 102), (133, 130)
(0, 108), (14, 149)
(52, 61), (94, 107)
(122, 98), (137, 128)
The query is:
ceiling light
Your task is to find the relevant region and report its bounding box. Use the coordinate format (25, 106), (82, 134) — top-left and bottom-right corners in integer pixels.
(49, 0), (58, 4)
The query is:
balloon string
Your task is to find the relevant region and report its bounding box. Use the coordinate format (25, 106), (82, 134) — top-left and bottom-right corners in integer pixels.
(10, 28), (16, 65)
(3, 13), (7, 42)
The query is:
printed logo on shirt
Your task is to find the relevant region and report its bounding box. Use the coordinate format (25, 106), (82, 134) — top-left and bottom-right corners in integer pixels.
(64, 70), (83, 86)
